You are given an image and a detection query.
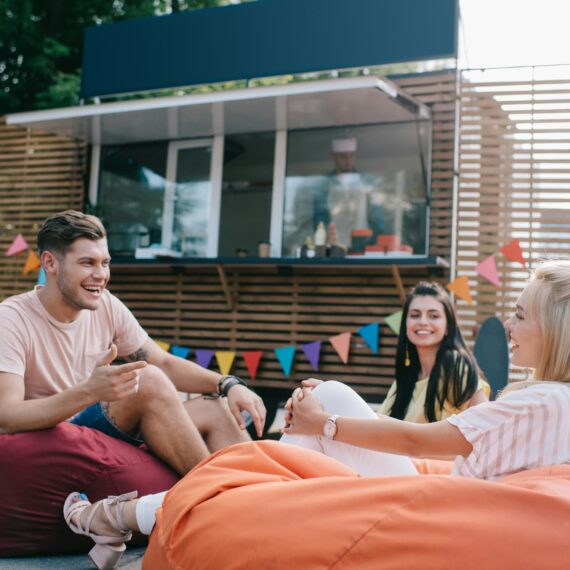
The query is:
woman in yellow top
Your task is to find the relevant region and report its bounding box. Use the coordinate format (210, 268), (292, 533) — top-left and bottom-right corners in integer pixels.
(378, 281), (489, 423)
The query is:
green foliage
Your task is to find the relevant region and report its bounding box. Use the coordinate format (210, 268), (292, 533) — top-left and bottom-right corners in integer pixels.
(0, 0), (235, 113)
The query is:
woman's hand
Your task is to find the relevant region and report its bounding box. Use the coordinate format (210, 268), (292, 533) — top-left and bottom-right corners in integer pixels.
(281, 387), (328, 436)
(301, 378), (324, 389)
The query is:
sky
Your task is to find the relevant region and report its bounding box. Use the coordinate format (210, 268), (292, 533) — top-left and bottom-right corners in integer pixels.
(460, 0), (570, 69)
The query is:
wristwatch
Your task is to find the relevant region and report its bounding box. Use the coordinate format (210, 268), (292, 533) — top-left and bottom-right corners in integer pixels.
(323, 414), (339, 440)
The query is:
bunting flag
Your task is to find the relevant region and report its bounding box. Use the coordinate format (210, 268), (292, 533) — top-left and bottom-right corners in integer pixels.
(195, 349), (215, 369)
(6, 234), (29, 256)
(155, 340), (170, 352)
(447, 275), (473, 304)
(358, 323), (379, 354)
(476, 255), (501, 286)
(385, 310), (403, 336)
(329, 332), (351, 364)
(171, 345), (191, 359)
(500, 239), (526, 267)
(22, 250), (41, 275)
(243, 351), (262, 380)
(216, 351), (236, 376)
(301, 341), (321, 371)
(274, 346), (295, 377)
(36, 266), (46, 286)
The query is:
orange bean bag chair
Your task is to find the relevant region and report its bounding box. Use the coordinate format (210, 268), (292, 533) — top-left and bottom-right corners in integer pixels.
(144, 441), (570, 570)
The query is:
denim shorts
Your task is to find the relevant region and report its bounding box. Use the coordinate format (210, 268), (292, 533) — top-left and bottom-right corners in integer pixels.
(69, 402), (143, 446)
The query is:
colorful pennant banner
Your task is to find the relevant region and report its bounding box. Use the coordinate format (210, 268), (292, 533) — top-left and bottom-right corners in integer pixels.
(6, 234), (29, 256)
(155, 340), (170, 352)
(216, 351), (236, 376)
(476, 255), (501, 286)
(358, 323), (379, 354)
(195, 349), (214, 369)
(243, 351), (262, 380)
(275, 346), (295, 377)
(329, 332), (351, 364)
(171, 345), (191, 359)
(301, 341), (321, 371)
(22, 250), (41, 275)
(384, 310), (403, 336)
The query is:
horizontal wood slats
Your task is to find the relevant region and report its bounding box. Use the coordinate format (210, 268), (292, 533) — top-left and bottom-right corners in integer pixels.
(0, 118), (86, 299)
(456, 68), (570, 380)
(109, 265), (446, 398)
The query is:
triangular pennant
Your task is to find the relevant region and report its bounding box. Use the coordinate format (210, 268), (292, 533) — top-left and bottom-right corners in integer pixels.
(358, 322), (379, 354)
(171, 345), (191, 359)
(195, 349), (214, 369)
(329, 332), (351, 364)
(216, 351), (236, 376)
(22, 249), (41, 275)
(476, 255), (501, 287)
(155, 340), (170, 352)
(6, 234), (29, 256)
(274, 346), (295, 377)
(301, 341), (321, 371)
(500, 239), (526, 267)
(36, 266), (46, 286)
(243, 351), (262, 381)
(446, 275), (473, 304)
(384, 310), (403, 336)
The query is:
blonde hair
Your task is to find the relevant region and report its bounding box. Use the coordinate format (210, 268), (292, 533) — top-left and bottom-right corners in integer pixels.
(523, 260), (570, 382)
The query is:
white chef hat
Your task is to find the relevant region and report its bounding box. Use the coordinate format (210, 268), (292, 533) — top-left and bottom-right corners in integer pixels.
(331, 137), (357, 153)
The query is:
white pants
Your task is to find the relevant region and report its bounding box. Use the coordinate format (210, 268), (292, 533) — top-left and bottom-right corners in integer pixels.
(135, 491), (167, 535)
(281, 381), (418, 477)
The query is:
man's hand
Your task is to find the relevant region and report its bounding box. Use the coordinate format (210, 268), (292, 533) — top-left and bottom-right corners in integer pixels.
(83, 344), (147, 403)
(226, 384), (266, 438)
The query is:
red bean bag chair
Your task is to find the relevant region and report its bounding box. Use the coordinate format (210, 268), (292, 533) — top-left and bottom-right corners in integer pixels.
(145, 441), (570, 570)
(0, 422), (179, 556)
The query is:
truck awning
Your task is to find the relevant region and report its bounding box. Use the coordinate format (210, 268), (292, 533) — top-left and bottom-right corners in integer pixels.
(6, 76), (430, 145)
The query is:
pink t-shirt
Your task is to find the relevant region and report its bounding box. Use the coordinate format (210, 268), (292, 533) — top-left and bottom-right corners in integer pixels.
(0, 289), (148, 399)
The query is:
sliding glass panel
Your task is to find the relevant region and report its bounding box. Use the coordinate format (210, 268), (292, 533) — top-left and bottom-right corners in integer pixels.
(218, 132), (275, 257)
(97, 142), (167, 255)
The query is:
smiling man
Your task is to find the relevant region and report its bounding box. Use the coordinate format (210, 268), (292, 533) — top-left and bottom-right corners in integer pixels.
(0, 210), (266, 475)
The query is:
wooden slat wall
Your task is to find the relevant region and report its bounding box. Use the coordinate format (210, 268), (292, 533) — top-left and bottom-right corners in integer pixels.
(109, 264), (446, 398)
(456, 68), (570, 379)
(0, 117), (86, 298)
(0, 72), (455, 400)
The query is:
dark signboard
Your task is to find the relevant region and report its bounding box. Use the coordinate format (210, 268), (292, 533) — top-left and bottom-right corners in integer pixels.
(81, 0), (458, 99)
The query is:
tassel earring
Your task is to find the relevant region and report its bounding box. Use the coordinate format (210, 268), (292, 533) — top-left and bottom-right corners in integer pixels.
(404, 343), (411, 367)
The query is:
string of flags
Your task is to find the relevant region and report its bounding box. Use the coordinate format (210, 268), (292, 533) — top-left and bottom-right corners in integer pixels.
(445, 238), (526, 304)
(153, 320), (388, 380)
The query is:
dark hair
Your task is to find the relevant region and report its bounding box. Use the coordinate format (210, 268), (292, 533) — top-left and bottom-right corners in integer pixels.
(37, 210), (106, 256)
(389, 281), (480, 423)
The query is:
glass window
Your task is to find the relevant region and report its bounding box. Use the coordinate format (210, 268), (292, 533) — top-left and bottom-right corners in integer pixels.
(168, 144), (213, 257)
(98, 142), (167, 255)
(218, 132), (275, 257)
(282, 123), (430, 257)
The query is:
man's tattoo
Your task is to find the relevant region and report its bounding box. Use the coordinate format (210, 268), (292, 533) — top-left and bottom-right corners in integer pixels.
(127, 347), (150, 362)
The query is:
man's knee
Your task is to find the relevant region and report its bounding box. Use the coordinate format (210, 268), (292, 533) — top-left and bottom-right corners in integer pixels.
(137, 364), (178, 402)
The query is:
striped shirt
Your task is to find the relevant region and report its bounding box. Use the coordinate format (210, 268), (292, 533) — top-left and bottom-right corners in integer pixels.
(446, 382), (570, 480)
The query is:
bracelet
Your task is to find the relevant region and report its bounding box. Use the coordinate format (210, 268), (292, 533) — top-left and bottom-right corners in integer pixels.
(221, 376), (247, 397)
(216, 375), (247, 397)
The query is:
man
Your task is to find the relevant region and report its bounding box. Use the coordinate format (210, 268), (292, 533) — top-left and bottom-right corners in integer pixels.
(313, 137), (385, 249)
(0, 210), (266, 475)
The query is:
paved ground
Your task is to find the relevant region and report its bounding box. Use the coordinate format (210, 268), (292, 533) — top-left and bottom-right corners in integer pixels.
(0, 547), (145, 569)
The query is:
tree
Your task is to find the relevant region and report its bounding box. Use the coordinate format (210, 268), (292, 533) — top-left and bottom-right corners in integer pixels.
(0, 0), (234, 113)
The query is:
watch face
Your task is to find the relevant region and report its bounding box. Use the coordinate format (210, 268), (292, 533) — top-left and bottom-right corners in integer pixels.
(324, 417), (337, 439)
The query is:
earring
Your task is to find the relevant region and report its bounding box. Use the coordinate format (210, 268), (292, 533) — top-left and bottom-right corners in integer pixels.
(405, 343), (411, 367)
